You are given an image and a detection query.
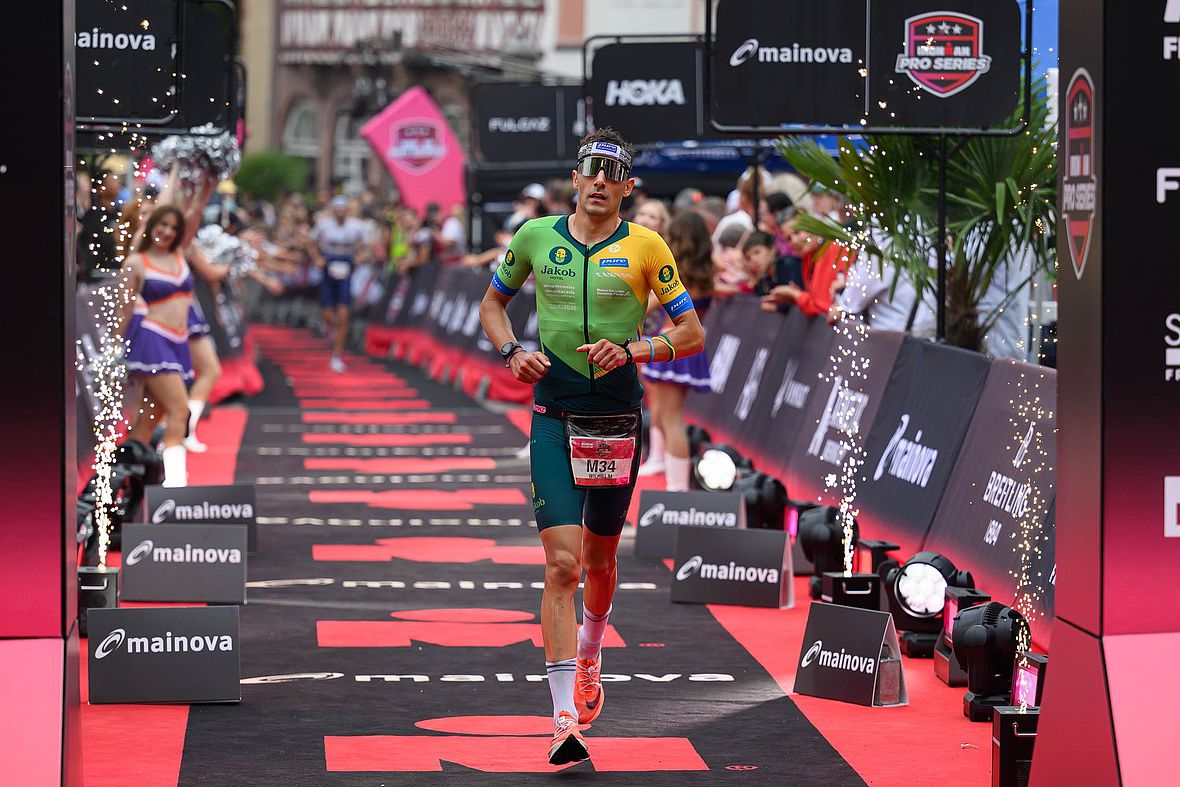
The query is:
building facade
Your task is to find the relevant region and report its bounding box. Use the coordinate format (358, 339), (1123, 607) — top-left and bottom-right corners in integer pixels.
(238, 0), (703, 197)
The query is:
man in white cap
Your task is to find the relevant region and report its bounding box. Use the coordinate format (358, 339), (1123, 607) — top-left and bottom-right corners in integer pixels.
(310, 194), (368, 371)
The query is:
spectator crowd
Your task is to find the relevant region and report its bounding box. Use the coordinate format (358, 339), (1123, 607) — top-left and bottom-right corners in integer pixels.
(77, 148), (1036, 490)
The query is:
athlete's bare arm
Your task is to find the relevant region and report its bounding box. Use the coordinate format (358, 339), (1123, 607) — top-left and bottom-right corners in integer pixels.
(479, 286), (550, 383)
(577, 308), (704, 370)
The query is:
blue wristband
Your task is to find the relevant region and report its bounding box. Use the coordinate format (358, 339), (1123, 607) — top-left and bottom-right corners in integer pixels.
(644, 337), (657, 362)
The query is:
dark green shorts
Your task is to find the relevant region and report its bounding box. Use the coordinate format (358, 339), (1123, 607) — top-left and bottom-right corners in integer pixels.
(529, 411), (640, 537)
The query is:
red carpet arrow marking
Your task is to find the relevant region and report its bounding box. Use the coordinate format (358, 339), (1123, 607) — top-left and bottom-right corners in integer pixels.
(324, 734), (707, 772)
(313, 536), (543, 564)
(308, 489), (526, 511)
(316, 619), (624, 649)
(301, 433), (473, 446)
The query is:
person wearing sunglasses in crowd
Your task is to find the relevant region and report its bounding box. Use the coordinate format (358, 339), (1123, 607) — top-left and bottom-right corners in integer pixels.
(480, 128), (704, 767)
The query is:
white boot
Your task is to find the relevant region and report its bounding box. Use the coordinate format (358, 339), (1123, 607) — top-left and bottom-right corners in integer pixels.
(185, 400), (208, 453)
(638, 425), (666, 476)
(161, 444), (188, 488)
(665, 452), (690, 492)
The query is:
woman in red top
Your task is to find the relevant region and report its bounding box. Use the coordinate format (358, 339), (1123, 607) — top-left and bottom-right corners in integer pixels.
(759, 222), (851, 317)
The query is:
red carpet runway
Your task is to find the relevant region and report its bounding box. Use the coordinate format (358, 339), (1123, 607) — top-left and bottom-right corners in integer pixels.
(80, 325), (990, 785)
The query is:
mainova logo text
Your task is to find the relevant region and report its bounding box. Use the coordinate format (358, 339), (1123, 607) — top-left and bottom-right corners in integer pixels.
(76, 27), (158, 51)
(124, 539), (243, 566)
(675, 555), (780, 584)
(729, 38), (854, 67)
(873, 414), (939, 487)
(640, 503), (737, 528)
(800, 640), (876, 674)
(93, 627), (233, 659)
(152, 498), (254, 523)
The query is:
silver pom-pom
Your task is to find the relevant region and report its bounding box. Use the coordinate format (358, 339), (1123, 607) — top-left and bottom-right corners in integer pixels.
(195, 225), (257, 278)
(151, 125), (241, 183)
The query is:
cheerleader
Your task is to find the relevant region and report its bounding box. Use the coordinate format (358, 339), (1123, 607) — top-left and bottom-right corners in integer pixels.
(639, 211), (715, 491)
(119, 205), (196, 486)
(183, 248), (231, 452)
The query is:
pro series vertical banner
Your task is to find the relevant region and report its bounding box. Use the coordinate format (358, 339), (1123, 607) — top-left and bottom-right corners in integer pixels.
(0, 0), (81, 781)
(1032, 0), (1180, 782)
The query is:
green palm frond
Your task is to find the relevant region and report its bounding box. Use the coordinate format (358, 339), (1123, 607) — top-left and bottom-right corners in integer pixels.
(776, 86), (1057, 351)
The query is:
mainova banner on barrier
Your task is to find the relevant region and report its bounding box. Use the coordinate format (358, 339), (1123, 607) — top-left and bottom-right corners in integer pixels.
(194, 277), (247, 360)
(359, 286), (1059, 625)
(786, 326), (908, 505)
(366, 265), (536, 402)
(686, 297), (784, 443)
(855, 338), (991, 555)
(922, 358), (1057, 643)
(735, 310), (836, 481)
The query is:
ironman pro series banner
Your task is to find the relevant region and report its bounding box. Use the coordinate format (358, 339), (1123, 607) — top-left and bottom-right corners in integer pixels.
(709, 0), (1023, 132)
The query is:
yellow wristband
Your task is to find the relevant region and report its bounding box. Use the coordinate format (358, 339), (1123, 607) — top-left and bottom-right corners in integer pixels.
(655, 334), (676, 361)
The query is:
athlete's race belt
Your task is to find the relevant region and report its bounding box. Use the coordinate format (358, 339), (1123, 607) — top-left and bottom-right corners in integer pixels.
(562, 410), (640, 488)
(325, 256), (353, 280)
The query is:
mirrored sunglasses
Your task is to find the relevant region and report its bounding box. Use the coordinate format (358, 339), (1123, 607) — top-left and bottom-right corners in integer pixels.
(576, 155), (630, 182)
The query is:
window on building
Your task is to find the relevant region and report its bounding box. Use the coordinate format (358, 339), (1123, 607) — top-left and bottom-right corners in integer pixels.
(333, 112), (371, 195)
(282, 100), (319, 190)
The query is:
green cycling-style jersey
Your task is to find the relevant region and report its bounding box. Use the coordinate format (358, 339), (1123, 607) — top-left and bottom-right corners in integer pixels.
(491, 214), (695, 412)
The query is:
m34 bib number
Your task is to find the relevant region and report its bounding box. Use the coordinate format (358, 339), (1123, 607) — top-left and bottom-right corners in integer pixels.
(569, 437), (635, 487)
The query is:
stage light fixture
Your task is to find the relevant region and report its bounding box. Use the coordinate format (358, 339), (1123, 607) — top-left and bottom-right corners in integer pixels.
(734, 471), (788, 529)
(785, 500), (819, 539)
(1010, 652), (1048, 709)
(952, 602), (1030, 721)
(692, 445), (745, 491)
(857, 539), (900, 573)
(934, 587), (991, 686)
(798, 505), (859, 600)
(881, 551), (974, 658)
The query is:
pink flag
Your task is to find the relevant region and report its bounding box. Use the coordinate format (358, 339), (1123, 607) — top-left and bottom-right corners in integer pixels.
(361, 87), (467, 215)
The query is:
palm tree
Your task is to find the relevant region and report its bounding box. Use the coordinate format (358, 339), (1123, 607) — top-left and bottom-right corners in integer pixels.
(778, 89), (1057, 352)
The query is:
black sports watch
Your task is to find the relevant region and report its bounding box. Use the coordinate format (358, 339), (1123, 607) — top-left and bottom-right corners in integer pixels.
(500, 341), (524, 367)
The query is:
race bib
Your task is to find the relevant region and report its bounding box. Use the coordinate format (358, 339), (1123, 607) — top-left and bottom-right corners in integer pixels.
(568, 436), (636, 487)
(327, 260), (352, 280)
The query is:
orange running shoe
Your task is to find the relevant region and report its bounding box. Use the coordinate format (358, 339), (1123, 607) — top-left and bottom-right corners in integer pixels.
(548, 711), (589, 765)
(575, 653), (604, 724)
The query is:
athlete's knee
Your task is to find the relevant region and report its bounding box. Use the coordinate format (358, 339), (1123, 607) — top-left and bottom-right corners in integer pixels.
(545, 548), (581, 591)
(582, 549), (616, 578)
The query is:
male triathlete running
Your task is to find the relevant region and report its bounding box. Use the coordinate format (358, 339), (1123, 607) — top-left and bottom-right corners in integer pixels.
(479, 128), (704, 766)
(311, 194), (367, 372)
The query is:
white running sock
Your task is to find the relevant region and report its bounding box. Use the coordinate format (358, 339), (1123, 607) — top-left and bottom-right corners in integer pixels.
(546, 659), (578, 722)
(665, 452), (690, 491)
(161, 444), (188, 488)
(187, 400), (205, 440)
(577, 604), (612, 661)
(638, 426), (666, 474)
